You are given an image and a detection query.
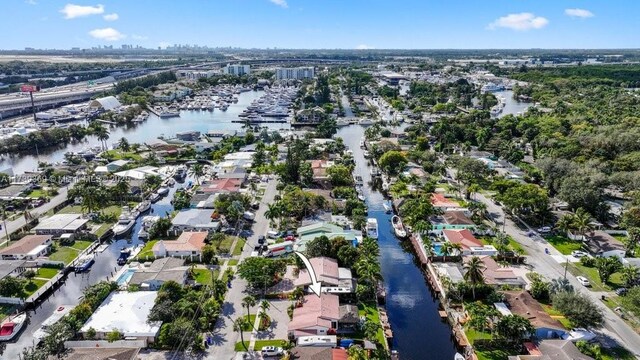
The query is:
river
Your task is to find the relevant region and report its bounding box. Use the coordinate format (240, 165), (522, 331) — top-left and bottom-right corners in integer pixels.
(494, 90), (531, 118)
(0, 90), (291, 175)
(337, 124), (457, 360)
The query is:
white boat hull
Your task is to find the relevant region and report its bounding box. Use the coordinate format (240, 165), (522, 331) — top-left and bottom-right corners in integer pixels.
(113, 221), (134, 236)
(0, 313), (27, 341)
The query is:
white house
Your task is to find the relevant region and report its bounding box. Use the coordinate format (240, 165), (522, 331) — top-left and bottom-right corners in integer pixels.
(153, 231), (208, 260)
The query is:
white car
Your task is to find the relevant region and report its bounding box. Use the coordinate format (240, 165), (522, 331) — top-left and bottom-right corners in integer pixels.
(571, 250), (589, 258)
(576, 276), (591, 287)
(537, 226), (552, 233)
(261, 346), (284, 357)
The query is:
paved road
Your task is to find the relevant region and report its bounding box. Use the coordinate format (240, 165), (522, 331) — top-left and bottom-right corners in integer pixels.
(206, 178), (278, 360)
(1, 186), (69, 244)
(475, 192), (640, 357)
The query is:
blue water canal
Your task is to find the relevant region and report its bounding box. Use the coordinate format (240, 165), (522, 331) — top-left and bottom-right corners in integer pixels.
(338, 125), (457, 360)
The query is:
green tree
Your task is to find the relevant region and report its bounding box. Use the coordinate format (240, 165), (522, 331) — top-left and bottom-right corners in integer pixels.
(189, 163), (205, 185)
(495, 315), (534, 345)
(620, 265), (640, 288)
(552, 291), (604, 328)
(106, 329), (122, 343)
(242, 295), (256, 325)
(327, 164), (354, 186)
(463, 256), (486, 300)
(118, 137), (130, 152)
(378, 151), (407, 175)
(594, 256), (622, 284)
(233, 317), (249, 351)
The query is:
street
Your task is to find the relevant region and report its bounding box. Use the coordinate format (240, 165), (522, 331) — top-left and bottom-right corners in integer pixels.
(475, 192), (640, 356)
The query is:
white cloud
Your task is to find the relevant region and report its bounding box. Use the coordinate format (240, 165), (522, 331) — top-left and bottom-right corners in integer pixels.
(103, 13), (119, 21)
(88, 27), (125, 41)
(488, 12), (549, 31)
(356, 44), (374, 50)
(269, 0), (288, 8)
(565, 8), (594, 18)
(132, 34), (148, 41)
(60, 4), (104, 19)
(25, 0), (37, 5)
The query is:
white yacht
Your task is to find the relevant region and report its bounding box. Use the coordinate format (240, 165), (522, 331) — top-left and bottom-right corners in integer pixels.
(366, 218), (379, 239)
(391, 215), (407, 238)
(157, 187), (170, 196)
(0, 313), (27, 341)
(33, 305), (75, 343)
(113, 213), (135, 236)
(136, 200), (151, 214)
(359, 118), (374, 126)
(158, 109), (180, 118)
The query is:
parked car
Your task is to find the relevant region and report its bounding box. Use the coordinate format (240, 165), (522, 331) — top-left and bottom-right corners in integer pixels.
(576, 276), (591, 287)
(267, 230), (279, 239)
(615, 288), (628, 296)
(258, 235), (266, 245)
(261, 346), (284, 357)
(571, 250), (589, 258)
(537, 226), (552, 234)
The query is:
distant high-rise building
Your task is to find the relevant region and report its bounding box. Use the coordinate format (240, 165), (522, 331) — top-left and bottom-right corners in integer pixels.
(223, 64), (250, 76)
(275, 67), (315, 80)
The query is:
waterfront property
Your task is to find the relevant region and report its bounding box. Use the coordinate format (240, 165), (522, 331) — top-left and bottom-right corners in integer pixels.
(0, 234), (53, 260)
(288, 293), (341, 339)
(79, 291), (162, 344)
(33, 213), (89, 237)
(295, 222), (361, 252)
(294, 257), (355, 294)
(430, 210), (476, 234)
(129, 258), (187, 290)
(499, 291), (567, 340)
(170, 209), (220, 234)
(508, 339), (595, 360)
(441, 229), (497, 256)
(463, 256), (526, 288)
(153, 231), (208, 260)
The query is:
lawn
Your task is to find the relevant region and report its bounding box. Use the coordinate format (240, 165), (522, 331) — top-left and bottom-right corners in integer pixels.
(479, 236), (526, 255)
(193, 269), (213, 286)
(568, 263), (624, 291)
(465, 327), (511, 360)
(70, 240), (94, 251)
(103, 150), (143, 161)
(23, 279), (48, 297)
(27, 189), (47, 198)
(48, 246), (80, 265)
(36, 267), (60, 279)
(545, 235), (582, 255)
(58, 204), (122, 217)
(241, 314), (257, 331)
(136, 240), (158, 260)
(234, 339), (287, 351)
(94, 223), (112, 237)
(358, 302), (386, 346)
(214, 236), (235, 253)
(227, 259), (239, 266)
(232, 238), (246, 256)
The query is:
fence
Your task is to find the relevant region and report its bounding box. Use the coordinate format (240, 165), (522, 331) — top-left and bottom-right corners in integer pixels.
(64, 339), (147, 348)
(0, 296), (25, 305)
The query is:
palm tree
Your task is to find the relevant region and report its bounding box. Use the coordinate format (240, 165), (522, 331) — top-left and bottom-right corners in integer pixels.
(441, 241), (453, 262)
(549, 277), (574, 294)
(189, 163), (205, 185)
(258, 300), (271, 329)
(413, 220), (431, 236)
(118, 137), (130, 152)
(555, 213), (575, 236)
(94, 126), (110, 151)
(265, 203), (281, 228)
(467, 183), (481, 200)
(573, 208), (593, 238)
(620, 265), (640, 288)
(241, 295), (256, 323)
(233, 317), (249, 351)
(113, 180), (130, 204)
(464, 256), (486, 299)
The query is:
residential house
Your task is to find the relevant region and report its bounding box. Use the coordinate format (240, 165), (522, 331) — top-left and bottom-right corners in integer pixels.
(0, 259), (27, 280)
(499, 291), (566, 340)
(294, 257), (355, 294)
(153, 231), (208, 260)
(129, 257), (187, 290)
(296, 222), (361, 252)
(189, 193), (216, 209)
(431, 193), (462, 211)
(308, 160), (335, 186)
(33, 214), (89, 236)
(584, 231), (626, 259)
(215, 166), (248, 181)
(288, 293), (341, 338)
(296, 107), (326, 124)
(198, 178), (242, 195)
(105, 160), (130, 173)
(63, 348), (140, 360)
(430, 211), (476, 234)
(0, 183), (31, 200)
(442, 229), (497, 256)
(80, 291), (162, 345)
(0, 235), (53, 260)
(291, 347), (348, 360)
(170, 209), (220, 234)
(175, 131), (201, 142)
(508, 339), (594, 360)
(463, 256), (525, 288)
(115, 166), (163, 180)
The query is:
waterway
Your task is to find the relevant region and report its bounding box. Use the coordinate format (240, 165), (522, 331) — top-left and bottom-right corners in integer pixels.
(494, 90), (531, 118)
(338, 124), (457, 360)
(0, 90), (291, 175)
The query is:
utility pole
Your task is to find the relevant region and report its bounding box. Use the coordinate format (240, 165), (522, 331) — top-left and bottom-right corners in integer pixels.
(29, 90), (37, 122)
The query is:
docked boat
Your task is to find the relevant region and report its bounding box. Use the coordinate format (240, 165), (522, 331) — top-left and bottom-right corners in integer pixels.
(33, 306), (75, 343)
(454, 353), (465, 360)
(391, 215), (407, 238)
(117, 247), (132, 266)
(149, 193), (161, 203)
(359, 118), (374, 126)
(157, 187), (170, 196)
(383, 202), (392, 214)
(74, 255), (95, 272)
(158, 110), (180, 118)
(136, 200), (151, 214)
(112, 213), (135, 236)
(353, 175), (364, 186)
(363, 150), (371, 158)
(0, 313), (27, 341)
(366, 218), (379, 239)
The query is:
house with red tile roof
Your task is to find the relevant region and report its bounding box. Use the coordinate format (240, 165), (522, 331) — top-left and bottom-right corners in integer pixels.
(288, 294), (341, 338)
(294, 257), (355, 293)
(463, 256), (525, 288)
(431, 193), (461, 209)
(153, 231), (208, 261)
(197, 178), (242, 194)
(0, 235), (53, 260)
(442, 229), (497, 256)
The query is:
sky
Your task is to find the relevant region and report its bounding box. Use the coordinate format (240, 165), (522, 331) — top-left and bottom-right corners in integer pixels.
(1, 0), (638, 50)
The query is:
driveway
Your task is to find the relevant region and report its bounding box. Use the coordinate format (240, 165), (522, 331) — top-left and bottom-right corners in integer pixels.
(254, 299), (290, 342)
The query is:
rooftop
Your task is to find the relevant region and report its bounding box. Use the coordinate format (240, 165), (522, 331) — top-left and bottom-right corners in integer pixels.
(289, 293), (340, 331)
(502, 291), (565, 331)
(584, 231), (625, 254)
(33, 213), (88, 231)
(442, 229), (482, 250)
(171, 209), (217, 228)
(80, 291), (162, 337)
(153, 231), (208, 253)
(0, 234), (52, 256)
(130, 257), (186, 285)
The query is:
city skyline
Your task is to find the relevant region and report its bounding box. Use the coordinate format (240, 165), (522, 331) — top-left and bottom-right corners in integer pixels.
(2, 0), (639, 50)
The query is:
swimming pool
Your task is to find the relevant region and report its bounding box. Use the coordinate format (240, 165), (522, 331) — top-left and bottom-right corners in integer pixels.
(433, 243), (444, 256)
(116, 268), (136, 286)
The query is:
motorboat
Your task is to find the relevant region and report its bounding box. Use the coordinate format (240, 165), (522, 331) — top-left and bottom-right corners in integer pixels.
(136, 200), (151, 214)
(112, 213), (135, 236)
(454, 354), (465, 360)
(366, 218), (379, 239)
(138, 215), (159, 239)
(359, 118), (374, 126)
(353, 175), (364, 186)
(157, 187), (170, 196)
(383, 202), (392, 214)
(117, 247), (132, 266)
(0, 312), (27, 341)
(149, 193), (161, 203)
(158, 109), (180, 118)
(74, 255), (95, 272)
(391, 215), (407, 238)
(363, 150), (371, 158)
(33, 305), (75, 343)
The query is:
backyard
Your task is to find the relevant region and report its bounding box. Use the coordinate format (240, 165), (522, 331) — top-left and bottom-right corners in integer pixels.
(36, 267), (60, 279)
(234, 339), (287, 352)
(357, 302), (386, 346)
(48, 246), (80, 265)
(544, 235), (582, 255)
(136, 240), (158, 260)
(568, 263), (624, 291)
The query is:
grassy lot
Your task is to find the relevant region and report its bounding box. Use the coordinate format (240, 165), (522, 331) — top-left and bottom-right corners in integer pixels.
(58, 204), (122, 217)
(27, 189), (47, 198)
(545, 235), (582, 255)
(23, 279), (48, 297)
(232, 238), (246, 256)
(136, 240), (158, 260)
(70, 240), (94, 251)
(568, 263), (624, 291)
(234, 339), (287, 352)
(48, 246), (80, 265)
(227, 259), (239, 266)
(479, 236), (526, 254)
(540, 303), (572, 328)
(465, 327), (511, 360)
(94, 223), (112, 237)
(358, 302), (386, 346)
(603, 297), (640, 333)
(36, 267), (60, 279)
(193, 269), (213, 286)
(103, 150), (143, 161)
(214, 236), (235, 253)
(240, 314), (256, 331)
